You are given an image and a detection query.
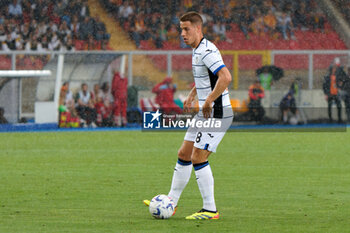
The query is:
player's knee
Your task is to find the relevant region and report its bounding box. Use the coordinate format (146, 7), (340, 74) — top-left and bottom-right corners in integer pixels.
(191, 148), (210, 164)
(177, 148), (191, 161)
(191, 154), (204, 164)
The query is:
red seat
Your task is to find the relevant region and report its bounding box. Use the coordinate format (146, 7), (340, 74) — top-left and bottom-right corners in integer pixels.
(230, 23), (240, 32)
(0, 57), (11, 70)
(137, 18), (348, 71)
(288, 40), (299, 50)
(74, 40), (85, 50)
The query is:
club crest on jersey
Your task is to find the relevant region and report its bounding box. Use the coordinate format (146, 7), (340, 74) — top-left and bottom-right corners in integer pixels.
(195, 56), (199, 64)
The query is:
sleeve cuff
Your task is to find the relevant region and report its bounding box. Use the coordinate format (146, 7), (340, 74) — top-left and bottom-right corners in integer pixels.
(213, 65), (226, 75)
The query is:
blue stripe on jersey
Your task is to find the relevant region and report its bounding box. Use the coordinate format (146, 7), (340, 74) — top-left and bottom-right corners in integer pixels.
(194, 74), (209, 79)
(222, 115), (234, 119)
(204, 143), (209, 150)
(209, 61), (220, 69)
(202, 49), (219, 61)
(223, 104), (232, 108)
(199, 94), (227, 101)
(196, 86), (211, 90)
(193, 52), (201, 55)
(201, 51), (213, 61)
(192, 64), (206, 67)
(213, 64), (226, 75)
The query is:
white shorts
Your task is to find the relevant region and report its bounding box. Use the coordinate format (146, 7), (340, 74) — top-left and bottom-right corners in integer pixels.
(184, 114), (233, 153)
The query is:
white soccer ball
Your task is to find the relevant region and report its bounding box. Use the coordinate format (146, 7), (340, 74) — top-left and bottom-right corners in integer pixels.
(289, 116), (298, 125)
(149, 194), (175, 219)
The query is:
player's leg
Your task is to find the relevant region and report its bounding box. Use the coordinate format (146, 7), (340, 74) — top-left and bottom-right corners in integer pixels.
(168, 139), (194, 206)
(121, 98), (127, 126)
(186, 145), (219, 220)
(186, 116), (232, 220)
(336, 96), (342, 122)
(345, 95), (350, 122)
(144, 130), (195, 209)
(328, 96), (333, 122)
(192, 146), (217, 212)
(113, 99), (121, 126)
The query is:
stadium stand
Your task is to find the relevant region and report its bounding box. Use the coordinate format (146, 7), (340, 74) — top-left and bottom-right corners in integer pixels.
(88, 0), (189, 90)
(0, 0), (114, 119)
(0, 0), (114, 101)
(99, 0), (347, 72)
(333, 0), (350, 23)
(0, 0), (110, 54)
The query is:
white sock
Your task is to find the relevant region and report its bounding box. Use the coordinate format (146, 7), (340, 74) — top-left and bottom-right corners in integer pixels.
(168, 159), (192, 206)
(194, 162), (216, 212)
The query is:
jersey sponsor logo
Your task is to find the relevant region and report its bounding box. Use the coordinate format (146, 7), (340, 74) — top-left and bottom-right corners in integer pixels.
(207, 133), (214, 138)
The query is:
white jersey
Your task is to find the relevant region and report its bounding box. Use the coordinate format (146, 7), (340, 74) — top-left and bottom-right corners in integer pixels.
(77, 90), (91, 105)
(192, 38), (233, 119)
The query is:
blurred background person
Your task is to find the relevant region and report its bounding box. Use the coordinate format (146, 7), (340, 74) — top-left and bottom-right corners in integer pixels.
(59, 81), (74, 108)
(152, 77), (182, 115)
(95, 82), (114, 127)
(58, 81), (80, 128)
(277, 11), (295, 40)
(323, 58), (346, 123)
(263, 9), (277, 38)
(0, 107), (8, 124)
(75, 83), (97, 127)
(258, 67), (273, 90)
(239, 7), (253, 39)
(248, 80), (265, 122)
(91, 83), (101, 104)
(112, 72), (128, 127)
(279, 91), (298, 124)
(251, 10), (264, 36)
(338, 67), (350, 123)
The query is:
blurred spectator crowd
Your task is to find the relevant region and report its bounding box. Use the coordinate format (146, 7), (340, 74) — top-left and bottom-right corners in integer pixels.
(59, 72), (128, 128)
(0, 0), (110, 51)
(236, 0), (325, 40)
(100, 0), (325, 48)
(333, 0), (350, 24)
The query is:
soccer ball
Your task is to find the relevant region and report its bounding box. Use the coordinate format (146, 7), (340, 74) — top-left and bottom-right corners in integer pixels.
(289, 116), (298, 125)
(149, 194), (175, 219)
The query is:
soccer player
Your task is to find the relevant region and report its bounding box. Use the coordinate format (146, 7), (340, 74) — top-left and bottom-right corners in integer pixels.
(144, 11), (233, 220)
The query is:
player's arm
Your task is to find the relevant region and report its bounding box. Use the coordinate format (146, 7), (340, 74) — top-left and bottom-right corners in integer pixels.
(202, 67), (232, 118)
(184, 86), (197, 113)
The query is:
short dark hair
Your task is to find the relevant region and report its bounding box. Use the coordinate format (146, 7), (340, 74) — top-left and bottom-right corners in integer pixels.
(101, 82), (109, 91)
(180, 11), (203, 25)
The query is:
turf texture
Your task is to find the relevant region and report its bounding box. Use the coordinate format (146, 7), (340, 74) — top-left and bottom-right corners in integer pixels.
(0, 131), (349, 232)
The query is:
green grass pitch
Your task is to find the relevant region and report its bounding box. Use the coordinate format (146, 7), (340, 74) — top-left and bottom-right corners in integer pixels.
(0, 130), (350, 232)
